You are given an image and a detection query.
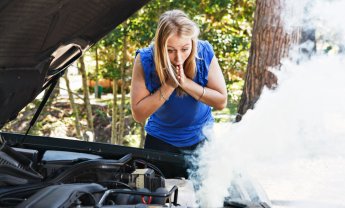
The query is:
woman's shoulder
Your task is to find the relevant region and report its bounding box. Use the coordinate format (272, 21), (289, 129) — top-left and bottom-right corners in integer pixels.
(136, 45), (154, 68)
(197, 40), (213, 50)
(136, 44), (154, 57)
(197, 40), (214, 61)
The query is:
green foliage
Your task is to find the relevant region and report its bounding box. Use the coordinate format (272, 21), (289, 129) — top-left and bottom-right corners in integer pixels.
(94, 108), (108, 120)
(102, 61), (121, 79)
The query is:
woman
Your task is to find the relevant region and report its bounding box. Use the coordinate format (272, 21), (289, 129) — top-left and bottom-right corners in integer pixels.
(130, 10), (227, 153)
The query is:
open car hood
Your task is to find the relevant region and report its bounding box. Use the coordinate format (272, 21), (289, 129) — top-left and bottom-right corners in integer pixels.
(0, 0), (149, 128)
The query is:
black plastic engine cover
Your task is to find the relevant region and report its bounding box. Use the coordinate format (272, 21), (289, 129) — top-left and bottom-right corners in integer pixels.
(17, 183), (105, 208)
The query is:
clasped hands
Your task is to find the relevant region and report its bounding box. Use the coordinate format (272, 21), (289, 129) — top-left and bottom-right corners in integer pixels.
(166, 64), (188, 89)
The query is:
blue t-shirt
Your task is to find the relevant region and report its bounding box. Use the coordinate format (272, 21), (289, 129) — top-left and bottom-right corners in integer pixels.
(136, 40), (214, 147)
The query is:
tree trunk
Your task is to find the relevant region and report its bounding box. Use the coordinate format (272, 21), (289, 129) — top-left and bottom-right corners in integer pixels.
(79, 56), (94, 138)
(236, 0), (301, 122)
(118, 21), (128, 145)
(63, 72), (82, 138)
(95, 46), (100, 98)
(111, 79), (118, 144)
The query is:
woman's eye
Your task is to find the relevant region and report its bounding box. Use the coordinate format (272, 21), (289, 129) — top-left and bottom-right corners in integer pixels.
(182, 48), (189, 52)
(168, 49), (174, 53)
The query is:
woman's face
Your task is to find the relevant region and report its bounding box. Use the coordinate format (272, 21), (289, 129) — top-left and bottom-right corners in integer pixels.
(166, 34), (192, 67)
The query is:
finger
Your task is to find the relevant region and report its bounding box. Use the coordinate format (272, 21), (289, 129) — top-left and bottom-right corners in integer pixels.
(174, 65), (178, 74)
(177, 64), (182, 70)
(178, 65), (184, 74)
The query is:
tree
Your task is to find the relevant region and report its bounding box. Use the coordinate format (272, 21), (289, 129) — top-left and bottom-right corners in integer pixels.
(236, 0), (301, 121)
(79, 56), (94, 137)
(111, 74), (119, 144)
(94, 45), (100, 98)
(118, 21), (129, 144)
(63, 73), (82, 138)
(101, 23), (126, 145)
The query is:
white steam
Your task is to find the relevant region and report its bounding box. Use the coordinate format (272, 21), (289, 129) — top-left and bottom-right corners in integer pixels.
(192, 0), (345, 207)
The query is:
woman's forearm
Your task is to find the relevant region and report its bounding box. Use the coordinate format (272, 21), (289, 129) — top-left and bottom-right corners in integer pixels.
(131, 84), (175, 122)
(181, 78), (227, 110)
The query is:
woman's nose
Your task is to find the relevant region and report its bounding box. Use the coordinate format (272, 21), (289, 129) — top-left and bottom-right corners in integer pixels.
(175, 51), (182, 63)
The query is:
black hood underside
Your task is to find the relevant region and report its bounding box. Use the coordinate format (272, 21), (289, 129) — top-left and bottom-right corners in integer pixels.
(0, 0), (149, 128)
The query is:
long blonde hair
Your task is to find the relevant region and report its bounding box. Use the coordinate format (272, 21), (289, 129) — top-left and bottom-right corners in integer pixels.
(154, 10), (200, 92)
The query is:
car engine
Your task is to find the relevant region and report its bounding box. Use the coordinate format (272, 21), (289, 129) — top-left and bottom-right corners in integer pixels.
(0, 142), (188, 208)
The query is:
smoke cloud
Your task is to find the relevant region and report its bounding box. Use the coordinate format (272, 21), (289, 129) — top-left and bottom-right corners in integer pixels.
(191, 0), (345, 207)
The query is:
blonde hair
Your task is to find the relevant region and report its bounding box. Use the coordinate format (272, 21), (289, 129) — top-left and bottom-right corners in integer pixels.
(154, 10), (200, 93)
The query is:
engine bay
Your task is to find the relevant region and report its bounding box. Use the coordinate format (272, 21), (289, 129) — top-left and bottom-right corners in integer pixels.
(0, 133), (273, 208)
(0, 139), (195, 207)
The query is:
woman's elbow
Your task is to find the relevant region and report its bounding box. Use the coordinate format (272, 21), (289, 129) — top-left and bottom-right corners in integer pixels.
(131, 107), (146, 123)
(214, 95), (228, 110)
(132, 112), (144, 123)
